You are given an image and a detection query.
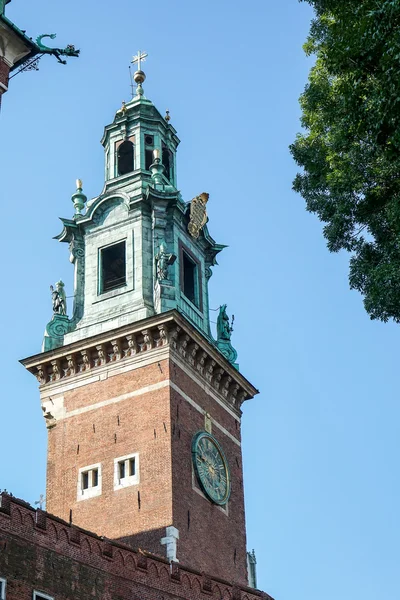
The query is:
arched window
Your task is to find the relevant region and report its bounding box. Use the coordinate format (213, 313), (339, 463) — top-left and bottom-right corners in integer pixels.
(162, 142), (173, 182)
(145, 134), (154, 170)
(117, 140), (134, 176)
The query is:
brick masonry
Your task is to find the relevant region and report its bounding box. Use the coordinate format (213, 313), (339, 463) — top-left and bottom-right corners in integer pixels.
(170, 362), (248, 585)
(46, 352), (249, 585)
(0, 494), (274, 600)
(21, 312), (265, 593)
(46, 359), (174, 548)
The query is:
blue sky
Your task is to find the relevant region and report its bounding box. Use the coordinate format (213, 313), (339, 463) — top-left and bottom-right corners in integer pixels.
(1, 1), (399, 599)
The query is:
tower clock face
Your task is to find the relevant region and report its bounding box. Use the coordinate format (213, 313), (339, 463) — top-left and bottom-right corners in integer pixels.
(192, 431), (231, 505)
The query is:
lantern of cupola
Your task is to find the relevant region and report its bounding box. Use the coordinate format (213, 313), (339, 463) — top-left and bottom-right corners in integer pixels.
(101, 52), (179, 195)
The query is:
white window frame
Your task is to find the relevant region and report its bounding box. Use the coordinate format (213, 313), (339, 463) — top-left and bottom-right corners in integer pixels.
(0, 578), (6, 600)
(77, 462), (102, 501)
(33, 592), (54, 600)
(114, 453), (140, 490)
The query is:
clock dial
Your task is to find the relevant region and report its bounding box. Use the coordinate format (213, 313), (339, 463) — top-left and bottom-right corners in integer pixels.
(192, 431), (231, 505)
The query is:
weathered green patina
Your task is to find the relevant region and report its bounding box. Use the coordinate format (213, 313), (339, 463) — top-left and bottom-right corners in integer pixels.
(43, 62), (238, 369)
(216, 305), (238, 369)
(35, 33), (80, 64)
(0, 1), (11, 16)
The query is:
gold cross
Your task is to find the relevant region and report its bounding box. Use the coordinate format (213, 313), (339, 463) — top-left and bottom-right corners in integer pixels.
(131, 50), (148, 71)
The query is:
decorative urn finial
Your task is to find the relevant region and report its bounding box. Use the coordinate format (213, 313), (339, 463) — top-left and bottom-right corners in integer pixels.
(71, 179), (87, 216)
(149, 148), (165, 186)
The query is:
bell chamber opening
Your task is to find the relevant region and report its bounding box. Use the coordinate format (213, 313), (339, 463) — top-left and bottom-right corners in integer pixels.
(117, 140), (135, 176)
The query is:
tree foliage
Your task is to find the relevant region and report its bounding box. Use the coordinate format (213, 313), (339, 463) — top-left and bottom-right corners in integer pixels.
(290, 0), (400, 322)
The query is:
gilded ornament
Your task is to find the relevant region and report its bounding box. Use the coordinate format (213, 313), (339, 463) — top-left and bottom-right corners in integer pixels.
(188, 192), (209, 238)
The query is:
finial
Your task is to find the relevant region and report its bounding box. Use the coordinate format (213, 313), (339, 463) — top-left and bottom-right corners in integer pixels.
(72, 178), (87, 216)
(165, 109), (171, 123)
(131, 50), (148, 96)
(116, 100), (127, 117)
(149, 149), (165, 186)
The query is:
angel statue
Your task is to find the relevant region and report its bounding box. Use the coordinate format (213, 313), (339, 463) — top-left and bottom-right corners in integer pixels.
(50, 280), (67, 316)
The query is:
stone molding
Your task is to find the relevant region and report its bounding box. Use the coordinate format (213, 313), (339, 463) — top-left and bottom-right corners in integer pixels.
(21, 311), (258, 415)
(0, 493), (274, 600)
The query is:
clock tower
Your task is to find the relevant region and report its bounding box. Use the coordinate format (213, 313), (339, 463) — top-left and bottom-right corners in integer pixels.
(22, 56), (259, 588)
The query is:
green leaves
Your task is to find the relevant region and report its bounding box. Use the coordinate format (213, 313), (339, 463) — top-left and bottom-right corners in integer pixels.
(291, 0), (400, 322)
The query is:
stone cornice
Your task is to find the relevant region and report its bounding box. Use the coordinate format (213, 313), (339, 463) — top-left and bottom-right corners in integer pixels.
(21, 311), (258, 413)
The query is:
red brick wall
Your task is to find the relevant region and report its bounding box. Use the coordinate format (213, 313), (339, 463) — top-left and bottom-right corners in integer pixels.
(0, 495), (273, 600)
(46, 359), (174, 555)
(46, 349), (249, 584)
(170, 361), (248, 586)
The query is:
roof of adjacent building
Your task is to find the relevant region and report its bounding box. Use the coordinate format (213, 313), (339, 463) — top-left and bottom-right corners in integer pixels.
(0, 3), (40, 70)
(0, 492), (273, 600)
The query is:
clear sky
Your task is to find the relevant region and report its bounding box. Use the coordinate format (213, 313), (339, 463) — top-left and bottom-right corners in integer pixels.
(1, 1), (399, 599)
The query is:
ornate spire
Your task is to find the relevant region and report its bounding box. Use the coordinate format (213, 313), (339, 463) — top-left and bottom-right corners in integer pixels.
(131, 50), (148, 97)
(71, 179), (87, 216)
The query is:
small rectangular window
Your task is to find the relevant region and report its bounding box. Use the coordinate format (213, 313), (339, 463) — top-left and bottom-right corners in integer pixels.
(81, 468), (99, 492)
(92, 468), (99, 487)
(100, 241), (126, 293)
(114, 453), (139, 490)
(82, 471), (89, 490)
(0, 578), (6, 600)
(33, 592), (54, 600)
(78, 464), (102, 501)
(182, 251), (197, 305)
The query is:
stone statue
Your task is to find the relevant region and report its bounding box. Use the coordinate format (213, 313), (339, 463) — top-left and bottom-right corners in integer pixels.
(155, 241), (176, 281)
(216, 305), (238, 368)
(217, 304), (234, 341)
(50, 281), (67, 316)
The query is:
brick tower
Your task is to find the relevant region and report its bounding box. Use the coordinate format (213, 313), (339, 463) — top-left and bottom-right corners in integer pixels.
(22, 57), (258, 587)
